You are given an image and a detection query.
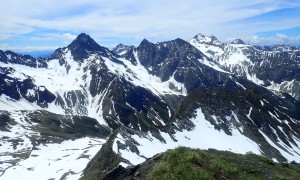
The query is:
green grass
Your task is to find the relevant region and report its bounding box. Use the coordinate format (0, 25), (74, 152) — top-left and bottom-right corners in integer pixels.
(149, 147), (237, 180)
(149, 147), (300, 180)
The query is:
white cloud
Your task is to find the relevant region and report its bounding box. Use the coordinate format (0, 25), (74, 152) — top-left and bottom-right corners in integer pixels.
(0, 0), (300, 46)
(0, 34), (12, 40)
(63, 33), (76, 41)
(0, 44), (58, 52)
(243, 34), (300, 45)
(0, 32), (77, 52)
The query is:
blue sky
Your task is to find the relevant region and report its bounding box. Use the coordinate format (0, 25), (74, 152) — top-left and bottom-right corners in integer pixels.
(0, 0), (300, 52)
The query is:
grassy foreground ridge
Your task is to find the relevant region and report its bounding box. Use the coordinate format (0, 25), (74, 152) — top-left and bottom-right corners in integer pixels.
(148, 147), (300, 180)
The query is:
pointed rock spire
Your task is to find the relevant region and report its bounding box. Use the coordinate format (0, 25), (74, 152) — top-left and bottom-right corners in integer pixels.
(67, 33), (106, 61)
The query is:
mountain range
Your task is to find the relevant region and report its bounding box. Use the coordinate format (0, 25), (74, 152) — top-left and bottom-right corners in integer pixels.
(1, 33), (300, 179)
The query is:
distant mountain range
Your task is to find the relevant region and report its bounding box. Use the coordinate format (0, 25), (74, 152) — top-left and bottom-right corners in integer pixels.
(1, 33), (300, 180)
(28, 51), (54, 58)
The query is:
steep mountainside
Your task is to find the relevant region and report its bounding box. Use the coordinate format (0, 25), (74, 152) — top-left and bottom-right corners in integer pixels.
(1, 33), (300, 179)
(189, 33), (300, 100)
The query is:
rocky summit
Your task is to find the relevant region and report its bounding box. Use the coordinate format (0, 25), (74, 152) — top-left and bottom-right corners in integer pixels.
(1, 33), (300, 180)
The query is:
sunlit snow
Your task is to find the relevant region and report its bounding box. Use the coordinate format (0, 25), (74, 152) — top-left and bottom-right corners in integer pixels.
(0, 111), (107, 179)
(115, 108), (261, 166)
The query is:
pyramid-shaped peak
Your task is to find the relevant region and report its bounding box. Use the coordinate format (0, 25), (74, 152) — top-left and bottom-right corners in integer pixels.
(68, 33), (103, 52)
(70, 33), (98, 46)
(74, 33), (94, 43)
(138, 39), (156, 50)
(140, 39), (151, 45)
(66, 33), (107, 61)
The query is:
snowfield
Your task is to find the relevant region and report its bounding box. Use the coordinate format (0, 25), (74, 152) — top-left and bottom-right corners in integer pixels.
(1, 137), (106, 180)
(103, 51), (187, 96)
(114, 107), (300, 166)
(114, 108), (262, 166)
(1, 137), (105, 180)
(0, 111), (107, 180)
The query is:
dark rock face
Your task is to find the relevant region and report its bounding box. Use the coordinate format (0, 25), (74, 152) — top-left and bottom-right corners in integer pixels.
(0, 70), (22, 100)
(88, 59), (171, 131)
(36, 86), (56, 108)
(240, 46), (300, 83)
(136, 38), (228, 92)
(0, 112), (11, 131)
(81, 130), (122, 180)
(48, 48), (65, 63)
(27, 110), (110, 139)
(67, 33), (109, 62)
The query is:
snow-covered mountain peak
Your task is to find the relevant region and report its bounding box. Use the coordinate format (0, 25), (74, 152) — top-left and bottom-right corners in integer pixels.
(191, 33), (223, 46)
(271, 44), (296, 52)
(189, 32), (300, 100)
(231, 39), (246, 45)
(189, 34), (224, 60)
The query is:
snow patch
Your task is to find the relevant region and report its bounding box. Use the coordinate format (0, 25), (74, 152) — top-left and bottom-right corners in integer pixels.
(119, 108), (261, 165)
(102, 51), (187, 96)
(1, 137), (106, 180)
